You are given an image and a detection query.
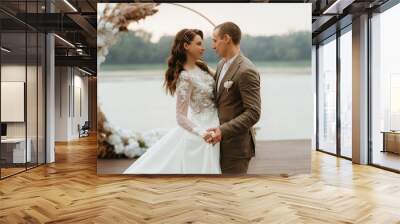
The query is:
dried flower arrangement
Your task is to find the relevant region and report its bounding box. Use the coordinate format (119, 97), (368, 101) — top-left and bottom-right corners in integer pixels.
(97, 3), (162, 159)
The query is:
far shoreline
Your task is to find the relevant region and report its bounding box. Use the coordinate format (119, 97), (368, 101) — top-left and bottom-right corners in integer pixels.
(100, 60), (311, 71)
(99, 61), (311, 78)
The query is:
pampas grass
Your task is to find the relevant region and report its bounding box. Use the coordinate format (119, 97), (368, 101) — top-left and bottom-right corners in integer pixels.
(97, 3), (159, 159)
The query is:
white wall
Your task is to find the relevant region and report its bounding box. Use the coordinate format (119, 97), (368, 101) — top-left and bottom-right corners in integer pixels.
(73, 72), (89, 137)
(1, 66), (26, 135)
(54, 67), (89, 141)
(1, 65), (39, 138)
(55, 66), (69, 141)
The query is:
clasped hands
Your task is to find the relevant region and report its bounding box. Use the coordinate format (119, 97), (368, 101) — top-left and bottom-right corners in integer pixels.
(202, 127), (222, 145)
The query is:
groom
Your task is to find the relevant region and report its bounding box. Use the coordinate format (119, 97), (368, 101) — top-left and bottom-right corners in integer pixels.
(204, 22), (261, 174)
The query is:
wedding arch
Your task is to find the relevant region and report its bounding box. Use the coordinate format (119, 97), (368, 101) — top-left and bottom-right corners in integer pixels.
(97, 3), (217, 159)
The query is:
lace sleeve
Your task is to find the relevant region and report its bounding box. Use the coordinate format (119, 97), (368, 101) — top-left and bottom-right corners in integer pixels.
(176, 71), (206, 137)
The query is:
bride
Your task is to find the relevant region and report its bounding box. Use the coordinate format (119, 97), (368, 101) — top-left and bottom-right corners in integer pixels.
(123, 28), (221, 174)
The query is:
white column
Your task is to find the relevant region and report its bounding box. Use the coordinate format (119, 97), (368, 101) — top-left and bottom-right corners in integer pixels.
(45, 0), (56, 163)
(46, 33), (55, 163)
(312, 45), (317, 150)
(352, 14), (369, 164)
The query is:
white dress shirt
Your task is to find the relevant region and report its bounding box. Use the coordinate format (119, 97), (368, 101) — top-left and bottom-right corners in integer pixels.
(217, 53), (239, 92)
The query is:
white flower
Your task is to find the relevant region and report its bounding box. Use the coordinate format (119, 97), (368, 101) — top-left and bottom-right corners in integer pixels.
(97, 3), (158, 67)
(102, 47), (109, 57)
(114, 143), (125, 154)
(129, 140), (139, 148)
(98, 20), (105, 30)
(103, 121), (115, 132)
(107, 133), (122, 145)
(97, 36), (105, 47)
(118, 129), (134, 141)
(123, 141), (142, 158)
(97, 3), (160, 159)
(134, 147), (144, 156)
(98, 56), (106, 67)
(104, 21), (114, 31)
(124, 149), (137, 158)
(224, 80), (234, 89)
(112, 27), (119, 35)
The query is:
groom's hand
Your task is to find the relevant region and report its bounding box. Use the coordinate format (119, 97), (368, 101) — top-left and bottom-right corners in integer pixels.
(202, 131), (213, 142)
(206, 127), (222, 144)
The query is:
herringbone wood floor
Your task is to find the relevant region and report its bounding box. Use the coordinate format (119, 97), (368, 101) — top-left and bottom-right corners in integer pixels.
(1, 134), (400, 223)
(98, 139), (311, 175)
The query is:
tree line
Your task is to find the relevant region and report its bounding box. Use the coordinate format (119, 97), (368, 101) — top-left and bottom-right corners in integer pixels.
(104, 30), (311, 65)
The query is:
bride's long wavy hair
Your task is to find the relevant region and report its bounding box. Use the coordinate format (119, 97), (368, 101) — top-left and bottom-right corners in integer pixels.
(164, 28), (210, 96)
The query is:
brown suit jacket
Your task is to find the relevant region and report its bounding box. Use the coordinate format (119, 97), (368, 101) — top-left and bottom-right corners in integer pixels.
(214, 53), (261, 159)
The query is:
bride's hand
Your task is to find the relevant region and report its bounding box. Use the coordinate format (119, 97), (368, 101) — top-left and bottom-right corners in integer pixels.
(206, 128), (221, 145)
(202, 131), (215, 143)
(207, 67), (216, 76)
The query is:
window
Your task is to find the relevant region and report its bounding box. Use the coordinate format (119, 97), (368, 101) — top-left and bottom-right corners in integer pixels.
(370, 3), (400, 171)
(340, 29), (352, 158)
(317, 36), (337, 154)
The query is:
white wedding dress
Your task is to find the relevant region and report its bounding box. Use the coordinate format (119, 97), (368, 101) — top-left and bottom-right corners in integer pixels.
(123, 67), (221, 174)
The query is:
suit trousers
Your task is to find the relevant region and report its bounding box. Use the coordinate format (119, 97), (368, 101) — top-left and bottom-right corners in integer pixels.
(220, 157), (251, 174)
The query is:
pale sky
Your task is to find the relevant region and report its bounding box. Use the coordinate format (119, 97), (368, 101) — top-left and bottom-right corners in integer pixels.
(118, 3), (312, 42)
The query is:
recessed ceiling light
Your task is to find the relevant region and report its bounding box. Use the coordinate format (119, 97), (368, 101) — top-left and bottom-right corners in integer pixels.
(323, 0), (354, 15)
(78, 67), (93, 76)
(1, 47), (11, 53)
(63, 0), (78, 12)
(54, 34), (75, 48)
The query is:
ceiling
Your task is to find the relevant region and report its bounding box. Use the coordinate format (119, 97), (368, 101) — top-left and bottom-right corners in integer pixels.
(0, 0), (97, 74)
(308, 0), (391, 43)
(1, 0), (397, 74)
